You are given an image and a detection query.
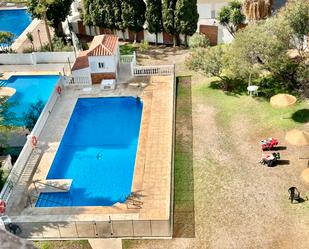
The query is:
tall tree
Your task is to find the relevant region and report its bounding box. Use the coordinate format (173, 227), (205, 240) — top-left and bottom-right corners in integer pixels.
(27, 0), (73, 38)
(217, 0), (246, 37)
(146, 0), (163, 45)
(175, 0), (199, 46)
(121, 0), (146, 43)
(162, 0), (177, 46)
(282, 0), (309, 59)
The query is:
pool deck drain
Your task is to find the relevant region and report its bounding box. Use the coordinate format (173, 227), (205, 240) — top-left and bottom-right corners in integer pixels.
(7, 75), (174, 238)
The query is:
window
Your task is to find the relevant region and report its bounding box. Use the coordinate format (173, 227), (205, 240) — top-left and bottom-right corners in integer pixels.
(98, 62), (105, 69)
(211, 10), (216, 19)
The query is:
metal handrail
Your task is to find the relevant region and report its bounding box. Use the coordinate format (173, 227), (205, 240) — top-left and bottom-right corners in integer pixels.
(33, 180), (68, 192)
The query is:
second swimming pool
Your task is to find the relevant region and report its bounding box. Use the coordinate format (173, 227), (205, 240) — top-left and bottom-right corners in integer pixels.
(36, 97), (143, 207)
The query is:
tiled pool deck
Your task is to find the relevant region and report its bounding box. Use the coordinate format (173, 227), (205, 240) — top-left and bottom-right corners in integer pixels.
(6, 75), (174, 238)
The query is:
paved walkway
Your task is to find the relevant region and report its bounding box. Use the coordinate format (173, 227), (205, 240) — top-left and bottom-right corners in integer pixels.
(12, 19), (54, 53)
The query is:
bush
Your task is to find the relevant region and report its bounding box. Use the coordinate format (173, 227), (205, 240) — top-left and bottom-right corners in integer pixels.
(188, 33), (210, 49)
(255, 77), (295, 99)
(120, 43), (136, 55)
(139, 40), (149, 52)
(0, 168), (7, 191)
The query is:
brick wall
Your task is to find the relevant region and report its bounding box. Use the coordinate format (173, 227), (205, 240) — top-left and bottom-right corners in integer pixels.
(91, 73), (116, 84)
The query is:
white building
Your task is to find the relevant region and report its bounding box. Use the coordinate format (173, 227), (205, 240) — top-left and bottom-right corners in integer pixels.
(72, 35), (120, 84)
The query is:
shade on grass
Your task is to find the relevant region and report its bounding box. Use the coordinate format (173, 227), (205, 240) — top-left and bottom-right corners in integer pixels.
(194, 78), (308, 131)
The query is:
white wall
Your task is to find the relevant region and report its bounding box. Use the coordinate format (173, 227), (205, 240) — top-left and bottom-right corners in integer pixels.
(88, 55), (116, 73)
(72, 67), (90, 78)
(34, 52), (76, 64)
(0, 54), (33, 65)
(0, 52), (76, 65)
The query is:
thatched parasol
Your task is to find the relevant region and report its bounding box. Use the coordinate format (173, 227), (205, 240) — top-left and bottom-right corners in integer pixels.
(285, 129), (309, 146)
(0, 87), (16, 98)
(301, 168), (309, 183)
(270, 94), (297, 108)
(243, 0), (273, 21)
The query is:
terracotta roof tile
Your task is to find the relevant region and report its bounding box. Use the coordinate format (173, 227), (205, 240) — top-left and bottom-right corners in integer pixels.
(87, 35), (118, 56)
(71, 50), (89, 71)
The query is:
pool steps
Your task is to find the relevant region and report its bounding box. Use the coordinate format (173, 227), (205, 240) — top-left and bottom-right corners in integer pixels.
(35, 179), (73, 193)
(35, 192), (72, 207)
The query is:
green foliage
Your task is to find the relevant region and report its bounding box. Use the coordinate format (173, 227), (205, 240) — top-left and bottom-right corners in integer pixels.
(26, 32), (33, 43)
(27, 0), (73, 36)
(22, 36), (72, 52)
(217, 0), (246, 37)
(0, 168), (7, 191)
(188, 33), (210, 48)
(120, 43), (136, 55)
(121, 0), (146, 35)
(254, 76), (295, 99)
(162, 0), (177, 45)
(145, 0), (163, 44)
(22, 100), (44, 131)
(186, 46), (226, 78)
(139, 40), (149, 52)
(0, 31), (14, 52)
(175, 0), (199, 44)
(0, 97), (16, 147)
(281, 0), (309, 58)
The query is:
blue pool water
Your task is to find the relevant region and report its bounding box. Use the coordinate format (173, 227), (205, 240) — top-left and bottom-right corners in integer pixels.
(36, 97), (143, 207)
(2, 75), (59, 125)
(0, 9), (32, 38)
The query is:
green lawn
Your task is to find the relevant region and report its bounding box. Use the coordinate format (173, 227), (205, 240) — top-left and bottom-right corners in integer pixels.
(34, 240), (91, 249)
(194, 77), (308, 131)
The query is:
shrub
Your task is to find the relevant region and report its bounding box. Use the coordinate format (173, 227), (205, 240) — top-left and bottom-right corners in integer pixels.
(139, 40), (149, 52)
(188, 33), (210, 49)
(255, 77), (295, 99)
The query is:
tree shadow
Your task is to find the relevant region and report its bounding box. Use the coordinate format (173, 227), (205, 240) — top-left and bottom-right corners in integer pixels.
(173, 76), (195, 238)
(291, 109), (309, 123)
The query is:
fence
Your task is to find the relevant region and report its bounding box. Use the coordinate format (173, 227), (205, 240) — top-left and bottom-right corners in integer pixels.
(0, 77), (65, 202)
(0, 52), (75, 65)
(63, 76), (91, 86)
(132, 65), (174, 77)
(16, 219), (171, 239)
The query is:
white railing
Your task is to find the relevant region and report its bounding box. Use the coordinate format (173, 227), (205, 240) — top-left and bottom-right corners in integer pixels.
(0, 77), (65, 202)
(132, 64), (174, 76)
(63, 76), (91, 86)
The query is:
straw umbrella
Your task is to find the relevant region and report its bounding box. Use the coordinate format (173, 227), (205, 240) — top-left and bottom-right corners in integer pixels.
(270, 94), (297, 108)
(285, 129), (309, 146)
(285, 129), (309, 159)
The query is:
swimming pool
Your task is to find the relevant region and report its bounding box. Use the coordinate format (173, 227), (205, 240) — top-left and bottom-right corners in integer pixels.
(3, 75), (59, 125)
(0, 9), (32, 39)
(36, 97), (143, 207)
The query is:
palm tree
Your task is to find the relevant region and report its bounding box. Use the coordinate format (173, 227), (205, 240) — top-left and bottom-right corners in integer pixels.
(243, 0), (273, 21)
(35, 0), (54, 51)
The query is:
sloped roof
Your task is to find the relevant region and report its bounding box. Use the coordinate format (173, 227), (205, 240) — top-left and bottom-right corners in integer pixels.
(72, 35), (118, 71)
(87, 35), (118, 56)
(71, 50), (89, 71)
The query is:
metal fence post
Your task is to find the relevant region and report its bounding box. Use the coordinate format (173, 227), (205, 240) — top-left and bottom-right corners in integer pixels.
(75, 221), (79, 238)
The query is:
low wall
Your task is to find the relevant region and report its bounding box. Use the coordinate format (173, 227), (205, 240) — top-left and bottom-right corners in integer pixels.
(0, 52), (75, 65)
